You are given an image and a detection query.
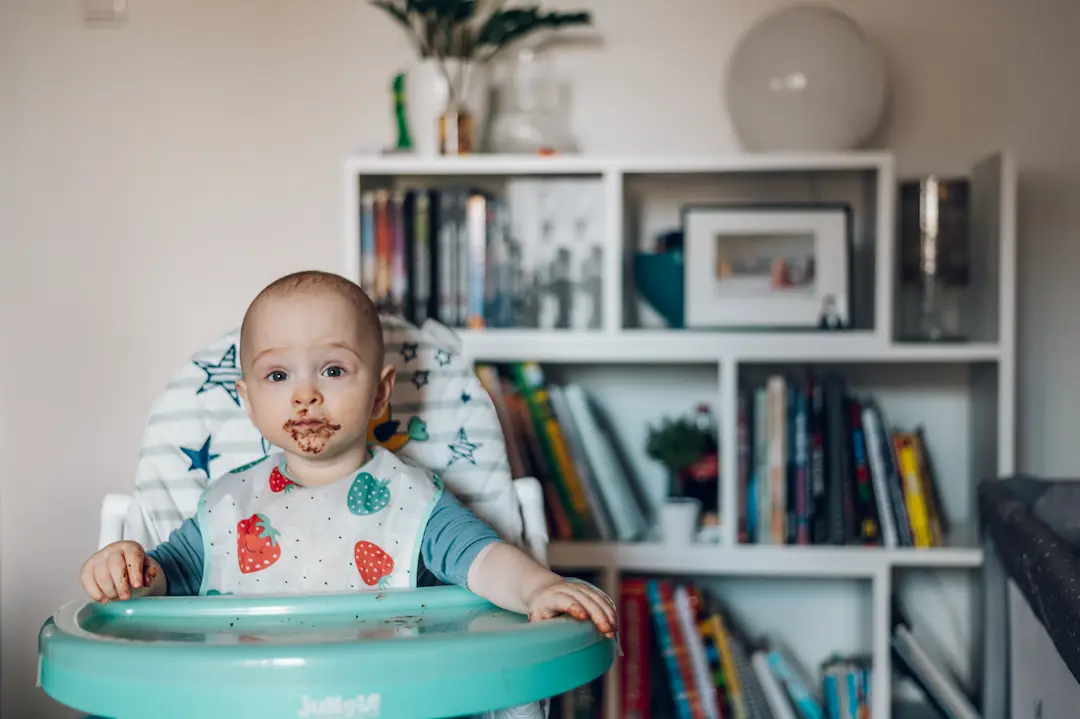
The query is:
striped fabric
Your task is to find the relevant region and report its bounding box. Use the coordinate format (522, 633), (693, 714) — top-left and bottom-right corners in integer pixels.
(123, 316), (522, 553)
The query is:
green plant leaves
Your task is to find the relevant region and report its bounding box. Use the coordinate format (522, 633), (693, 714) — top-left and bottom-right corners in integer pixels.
(371, 0), (591, 62)
(477, 8), (591, 49)
(371, 0), (412, 30)
(645, 415), (710, 473)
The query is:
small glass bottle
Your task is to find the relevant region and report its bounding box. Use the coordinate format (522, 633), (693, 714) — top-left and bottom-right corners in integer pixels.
(439, 100), (474, 156)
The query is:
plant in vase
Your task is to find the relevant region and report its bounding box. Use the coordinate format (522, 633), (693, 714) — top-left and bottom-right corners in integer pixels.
(645, 407), (720, 543)
(370, 0), (591, 155)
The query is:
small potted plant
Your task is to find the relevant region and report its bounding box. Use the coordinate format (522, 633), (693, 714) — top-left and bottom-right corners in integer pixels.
(645, 408), (717, 544)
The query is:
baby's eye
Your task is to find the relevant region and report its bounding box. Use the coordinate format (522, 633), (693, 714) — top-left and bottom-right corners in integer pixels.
(266, 370), (288, 382)
(322, 366), (345, 378)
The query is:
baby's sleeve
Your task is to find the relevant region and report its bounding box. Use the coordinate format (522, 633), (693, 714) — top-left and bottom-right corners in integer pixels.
(147, 516), (205, 596)
(421, 490), (504, 587)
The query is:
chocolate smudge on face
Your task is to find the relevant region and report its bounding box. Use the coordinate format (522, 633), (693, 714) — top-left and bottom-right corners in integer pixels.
(283, 416), (342, 454)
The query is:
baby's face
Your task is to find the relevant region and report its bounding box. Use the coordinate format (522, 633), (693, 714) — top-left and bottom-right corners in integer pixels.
(237, 290), (389, 462)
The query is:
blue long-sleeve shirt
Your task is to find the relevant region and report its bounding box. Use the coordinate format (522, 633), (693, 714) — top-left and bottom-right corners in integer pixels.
(147, 490), (502, 595)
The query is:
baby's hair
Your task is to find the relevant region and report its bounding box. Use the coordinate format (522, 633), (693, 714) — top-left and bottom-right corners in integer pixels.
(239, 270), (383, 373)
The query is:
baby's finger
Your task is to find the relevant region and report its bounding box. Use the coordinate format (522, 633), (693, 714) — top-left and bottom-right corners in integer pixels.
(93, 563), (118, 602)
(123, 545), (146, 590)
(585, 588), (618, 631)
(565, 587), (616, 636)
(541, 589), (589, 624)
(80, 564), (106, 603)
(528, 597), (560, 622)
(108, 552), (132, 600)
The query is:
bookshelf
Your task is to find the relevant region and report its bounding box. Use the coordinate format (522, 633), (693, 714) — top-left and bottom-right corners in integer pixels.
(343, 150), (1016, 719)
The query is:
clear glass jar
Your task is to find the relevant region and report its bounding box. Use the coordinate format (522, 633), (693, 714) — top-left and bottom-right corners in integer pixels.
(486, 48), (579, 154)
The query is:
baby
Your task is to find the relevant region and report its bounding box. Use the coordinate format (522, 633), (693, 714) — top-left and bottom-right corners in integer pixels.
(79, 270), (616, 638)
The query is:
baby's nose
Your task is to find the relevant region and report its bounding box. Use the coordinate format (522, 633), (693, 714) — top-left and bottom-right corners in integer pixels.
(292, 389), (322, 406)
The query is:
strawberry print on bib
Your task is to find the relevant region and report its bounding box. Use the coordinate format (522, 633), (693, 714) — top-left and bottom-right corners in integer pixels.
(196, 446), (441, 596)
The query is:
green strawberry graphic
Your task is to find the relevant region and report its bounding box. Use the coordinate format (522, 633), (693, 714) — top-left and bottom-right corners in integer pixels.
(347, 472), (391, 516)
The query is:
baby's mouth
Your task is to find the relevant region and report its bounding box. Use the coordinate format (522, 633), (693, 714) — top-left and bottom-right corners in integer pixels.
(284, 415), (342, 455)
(283, 416), (342, 433)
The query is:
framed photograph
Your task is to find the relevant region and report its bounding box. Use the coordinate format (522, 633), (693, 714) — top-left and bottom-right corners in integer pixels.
(682, 203), (852, 330)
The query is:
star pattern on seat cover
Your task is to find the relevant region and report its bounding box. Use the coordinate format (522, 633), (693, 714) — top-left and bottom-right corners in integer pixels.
(193, 344), (243, 406)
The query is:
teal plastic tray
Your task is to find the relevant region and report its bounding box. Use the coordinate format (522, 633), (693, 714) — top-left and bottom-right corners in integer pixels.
(39, 585), (615, 718)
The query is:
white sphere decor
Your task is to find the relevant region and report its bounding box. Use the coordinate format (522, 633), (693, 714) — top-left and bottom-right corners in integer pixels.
(725, 4), (888, 152)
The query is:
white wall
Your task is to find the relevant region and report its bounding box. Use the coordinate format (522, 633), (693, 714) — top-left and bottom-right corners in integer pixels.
(3, 0), (1080, 715)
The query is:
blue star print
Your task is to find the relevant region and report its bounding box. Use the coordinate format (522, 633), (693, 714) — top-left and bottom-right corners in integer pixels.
(412, 370), (430, 389)
(193, 345), (243, 406)
(181, 435), (219, 477)
(447, 428), (482, 467)
(400, 343), (418, 363)
(435, 349), (452, 366)
(461, 390), (471, 404)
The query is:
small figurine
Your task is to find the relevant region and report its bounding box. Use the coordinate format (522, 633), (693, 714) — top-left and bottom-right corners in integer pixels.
(392, 73), (413, 152)
(818, 294), (845, 330)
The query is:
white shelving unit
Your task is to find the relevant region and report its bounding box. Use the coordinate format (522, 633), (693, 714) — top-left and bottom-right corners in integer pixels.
(343, 151), (1017, 719)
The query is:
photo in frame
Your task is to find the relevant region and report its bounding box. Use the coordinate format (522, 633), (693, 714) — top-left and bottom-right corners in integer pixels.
(682, 204), (852, 330)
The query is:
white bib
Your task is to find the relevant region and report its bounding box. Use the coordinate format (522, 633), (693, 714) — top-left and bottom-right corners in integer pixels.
(196, 446), (442, 596)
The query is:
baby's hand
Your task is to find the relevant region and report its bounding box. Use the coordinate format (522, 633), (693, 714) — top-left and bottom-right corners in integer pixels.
(79, 541), (158, 603)
(526, 579), (617, 638)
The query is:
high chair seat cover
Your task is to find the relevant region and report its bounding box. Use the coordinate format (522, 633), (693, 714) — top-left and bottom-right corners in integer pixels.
(124, 316), (522, 551)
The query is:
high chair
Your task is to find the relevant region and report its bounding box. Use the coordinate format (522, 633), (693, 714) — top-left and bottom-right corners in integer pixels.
(39, 316), (612, 719)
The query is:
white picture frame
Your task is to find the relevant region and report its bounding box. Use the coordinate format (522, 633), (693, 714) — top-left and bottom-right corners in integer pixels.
(683, 204), (852, 329)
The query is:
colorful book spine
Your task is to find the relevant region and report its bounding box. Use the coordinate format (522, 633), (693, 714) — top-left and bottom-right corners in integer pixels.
(373, 189), (392, 308)
(894, 432), (934, 547)
(411, 190), (431, 325)
(509, 362), (597, 539)
(737, 391), (750, 543)
(754, 387), (769, 544)
(390, 189), (407, 314)
(848, 399), (880, 545)
(766, 377), (787, 544)
(766, 650), (824, 719)
(794, 384), (810, 545)
(620, 578), (651, 719)
(646, 580), (702, 719)
(704, 614), (748, 719)
(360, 190), (375, 292)
(465, 192), (487, 329)
(674, 586), (721, 719)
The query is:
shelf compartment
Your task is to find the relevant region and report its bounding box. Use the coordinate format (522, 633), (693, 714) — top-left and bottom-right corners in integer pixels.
(732, 361), (990, 552)
(893, 153), (1016, 346)
(344, 170), (615, 333)
(622, 160), (891, 337)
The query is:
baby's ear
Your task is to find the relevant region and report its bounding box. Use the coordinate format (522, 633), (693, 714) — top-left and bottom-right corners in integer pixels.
(236, 379), (255, 423)
(372, 365), (396, 415)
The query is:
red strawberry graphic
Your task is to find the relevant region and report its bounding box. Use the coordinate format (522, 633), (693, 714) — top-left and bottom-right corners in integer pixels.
(237, 514), (282, 574)
(354, 541), (394, 588)
(268, 466), (299, 494)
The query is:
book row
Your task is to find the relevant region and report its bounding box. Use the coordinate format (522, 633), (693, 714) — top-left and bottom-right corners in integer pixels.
(738, 372), (949, 549)
(618, 576), (872, 719)
(477, 361), (652, 543)
(358, 178), (605, 331)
